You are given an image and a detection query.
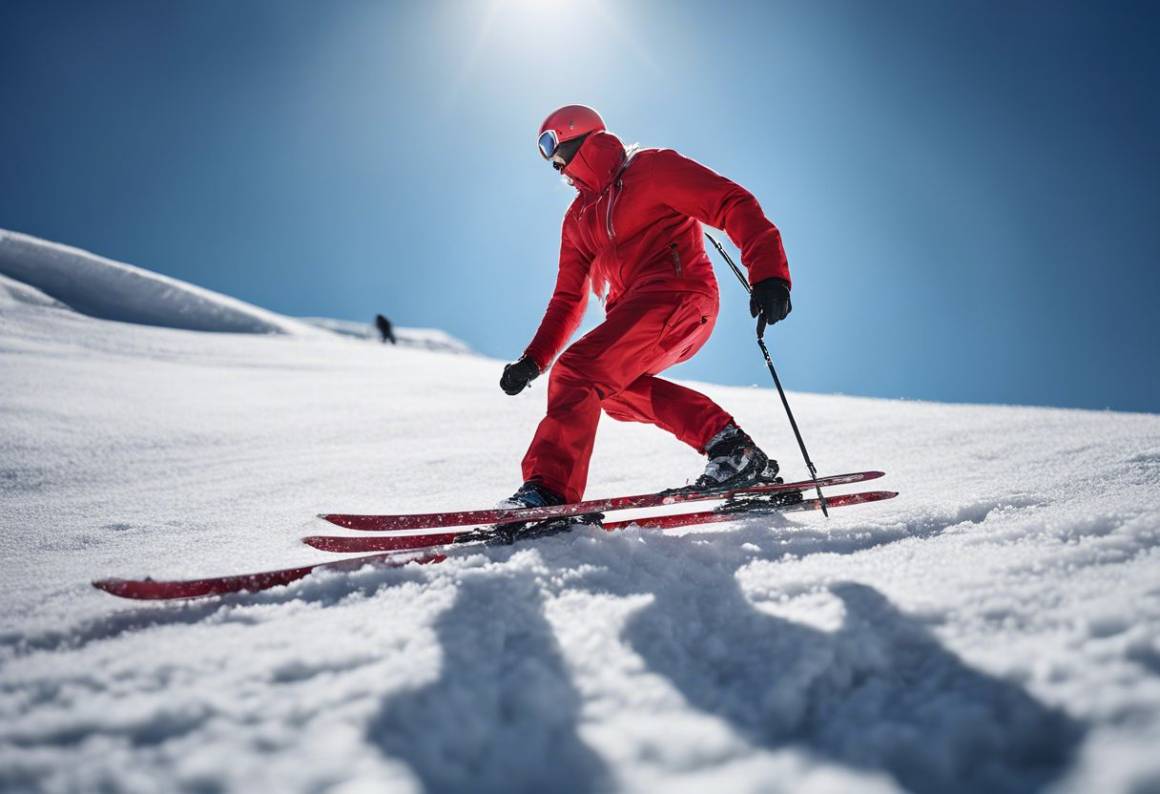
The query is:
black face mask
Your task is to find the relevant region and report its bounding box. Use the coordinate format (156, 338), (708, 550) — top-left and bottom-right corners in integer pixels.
(549, 134), (589, 172)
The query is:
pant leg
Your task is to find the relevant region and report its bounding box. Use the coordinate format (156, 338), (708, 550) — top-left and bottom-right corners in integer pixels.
(521, 291), (717, 502)
(602, 375), (733, 453)
(602, 288), (732, 452)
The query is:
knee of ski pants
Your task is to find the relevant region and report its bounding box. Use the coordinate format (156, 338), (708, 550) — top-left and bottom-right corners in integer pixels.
(549, 347), (625, 401)
(601, 397), (640, 423)
(548, 291), (719, 399)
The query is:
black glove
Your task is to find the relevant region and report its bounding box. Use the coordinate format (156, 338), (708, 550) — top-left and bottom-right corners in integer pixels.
(750, 278), (792, 327)
(500, 355), (540, 395)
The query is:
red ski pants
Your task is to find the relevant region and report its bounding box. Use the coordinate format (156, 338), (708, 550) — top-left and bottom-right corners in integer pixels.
(522, 290), (734, 503)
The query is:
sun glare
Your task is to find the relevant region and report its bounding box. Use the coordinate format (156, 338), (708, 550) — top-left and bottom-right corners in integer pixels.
(441, 0), (659, 114)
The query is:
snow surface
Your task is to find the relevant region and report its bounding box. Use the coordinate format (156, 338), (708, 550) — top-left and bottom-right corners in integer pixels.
(2, 237), (1160, 793)
(299, 317), (473, 355)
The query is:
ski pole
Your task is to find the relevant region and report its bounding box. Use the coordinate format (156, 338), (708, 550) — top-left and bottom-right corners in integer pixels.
(704, 232), (829, 516)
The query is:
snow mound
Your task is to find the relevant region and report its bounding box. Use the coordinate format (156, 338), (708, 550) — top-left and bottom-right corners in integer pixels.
(301, 317), (473, 354)
(0, 229), (310, 334)
(0, 272), (68, 311)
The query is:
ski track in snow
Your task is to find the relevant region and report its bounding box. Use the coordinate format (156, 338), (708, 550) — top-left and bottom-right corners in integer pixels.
(2, 235), (1160, 792)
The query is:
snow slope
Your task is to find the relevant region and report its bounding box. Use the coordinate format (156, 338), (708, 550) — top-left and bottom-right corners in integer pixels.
(0, 229), (467, 350)
(299, 317), (472, 354)
(0, 230), (312, 335)
(1, 239), (1159, 793)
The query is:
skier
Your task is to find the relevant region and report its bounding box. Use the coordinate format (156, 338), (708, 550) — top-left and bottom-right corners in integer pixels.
(500, 105), (792, 510)
(374, 313), (396, 345)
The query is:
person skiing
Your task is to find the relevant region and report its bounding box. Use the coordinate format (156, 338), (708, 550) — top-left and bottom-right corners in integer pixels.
(499, 105), (792, 510)
(374, 313), (396, 345)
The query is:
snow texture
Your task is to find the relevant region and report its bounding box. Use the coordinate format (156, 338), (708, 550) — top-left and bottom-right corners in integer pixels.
(2, 235), (1160, 793)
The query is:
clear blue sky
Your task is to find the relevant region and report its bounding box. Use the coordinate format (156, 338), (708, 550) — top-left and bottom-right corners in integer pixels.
(2, 0), (1157, 412)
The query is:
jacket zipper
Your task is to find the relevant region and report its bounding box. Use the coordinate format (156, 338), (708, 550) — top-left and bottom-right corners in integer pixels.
(669, 242), (682, 276)
(606, 178), (622, 240)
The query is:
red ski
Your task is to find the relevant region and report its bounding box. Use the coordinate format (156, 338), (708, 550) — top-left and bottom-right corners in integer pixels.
(320, 470), (884, 532)
(303, 490), (898, 553)
(93, 489), (898, 602)
(93, 552), (448, 601)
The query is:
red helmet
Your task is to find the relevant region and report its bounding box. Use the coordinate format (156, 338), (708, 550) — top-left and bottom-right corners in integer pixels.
(537, 105), (605, 163)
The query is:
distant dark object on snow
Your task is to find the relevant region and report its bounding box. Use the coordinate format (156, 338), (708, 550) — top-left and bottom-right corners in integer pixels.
(297, 317), (472, 355)
(375, 314), (397, 345)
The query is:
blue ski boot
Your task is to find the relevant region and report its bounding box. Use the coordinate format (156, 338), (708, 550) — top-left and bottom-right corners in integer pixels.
(496, 480), (566, 511)
(493, 481), (600, 545)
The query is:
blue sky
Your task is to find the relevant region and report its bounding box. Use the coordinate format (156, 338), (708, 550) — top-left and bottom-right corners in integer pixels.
(1, 0), (1157, 412)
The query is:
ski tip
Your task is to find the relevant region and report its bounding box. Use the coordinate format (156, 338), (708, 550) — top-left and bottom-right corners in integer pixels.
(840, 470), (885, 481)
(318, 513), (363, 529)
(858, 490), (899, 501)
(92, 578), (157, 600)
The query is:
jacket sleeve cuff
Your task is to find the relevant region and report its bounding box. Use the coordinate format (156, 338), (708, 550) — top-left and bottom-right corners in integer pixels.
(523, 348), (550, 372)
(747, 259), (791, 289)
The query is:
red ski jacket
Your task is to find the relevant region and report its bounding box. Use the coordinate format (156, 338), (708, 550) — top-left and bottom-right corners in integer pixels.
(524, 130), (790, 370)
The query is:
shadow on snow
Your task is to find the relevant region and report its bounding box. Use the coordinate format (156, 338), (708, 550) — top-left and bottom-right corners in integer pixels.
(364, 514), (1083, 793)
(366, 569), (612, 794)
(18, 509), (1085, 793)
(616, 570), (1079, 794)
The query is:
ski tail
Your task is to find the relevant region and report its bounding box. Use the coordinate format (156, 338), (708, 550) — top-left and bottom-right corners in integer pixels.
(602, 490), (897, 531)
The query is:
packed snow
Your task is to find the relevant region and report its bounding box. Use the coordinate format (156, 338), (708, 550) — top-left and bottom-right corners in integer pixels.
(1, 233), (1159, 793)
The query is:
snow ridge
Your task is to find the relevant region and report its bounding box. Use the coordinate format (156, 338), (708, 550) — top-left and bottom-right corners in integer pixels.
(0, 230), (310, 334)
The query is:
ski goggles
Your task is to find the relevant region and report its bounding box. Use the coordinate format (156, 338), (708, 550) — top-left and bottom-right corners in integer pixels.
(537, 130), (561, 160)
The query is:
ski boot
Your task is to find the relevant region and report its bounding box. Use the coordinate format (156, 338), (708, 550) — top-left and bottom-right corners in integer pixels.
(496, 480), (567, 511)
(690, 423), (778, 489)
(692, 423), (805, 507)
(492, 481), (599, 544)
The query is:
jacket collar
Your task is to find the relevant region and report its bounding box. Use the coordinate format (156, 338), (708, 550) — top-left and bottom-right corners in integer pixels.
(564, 131), (626, 196)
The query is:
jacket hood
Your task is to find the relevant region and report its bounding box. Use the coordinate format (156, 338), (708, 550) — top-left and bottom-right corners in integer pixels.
(564, 131), (626, 196)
